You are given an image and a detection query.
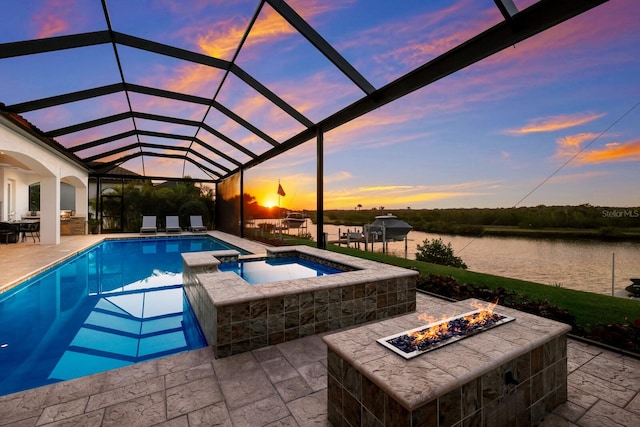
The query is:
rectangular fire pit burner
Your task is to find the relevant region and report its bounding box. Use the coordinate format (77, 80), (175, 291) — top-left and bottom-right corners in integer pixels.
(377, 308), (515, 359)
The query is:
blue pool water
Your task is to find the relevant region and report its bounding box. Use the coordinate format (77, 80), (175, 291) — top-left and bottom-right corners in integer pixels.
(0, 236), (242, 396)
(218, 257), (342, 285)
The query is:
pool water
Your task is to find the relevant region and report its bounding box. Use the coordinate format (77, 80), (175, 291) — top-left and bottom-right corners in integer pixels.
(218, 256), (342, 285)
(0, 236), (239, 396)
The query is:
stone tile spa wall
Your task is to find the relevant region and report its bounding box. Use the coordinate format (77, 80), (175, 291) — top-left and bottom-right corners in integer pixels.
(182, 246), (419, 358)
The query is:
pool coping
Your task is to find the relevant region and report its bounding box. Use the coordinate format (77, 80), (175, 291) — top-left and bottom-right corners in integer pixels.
(0, 231), (264, 295)
(183, 245), (418, 306)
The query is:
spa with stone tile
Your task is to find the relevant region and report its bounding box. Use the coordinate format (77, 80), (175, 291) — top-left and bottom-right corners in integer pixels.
(323, 298), (572, 427)
(182, 245), (419, 358)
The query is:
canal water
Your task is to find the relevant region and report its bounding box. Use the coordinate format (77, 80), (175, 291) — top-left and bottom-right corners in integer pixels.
(279, 222), (640, 296)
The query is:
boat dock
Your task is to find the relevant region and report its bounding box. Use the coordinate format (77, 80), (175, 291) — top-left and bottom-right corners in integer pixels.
(245, 218), (309, 236)
(328, 226), (410, 256)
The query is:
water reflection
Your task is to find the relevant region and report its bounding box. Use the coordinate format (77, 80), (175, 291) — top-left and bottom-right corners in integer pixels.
(305, 224), (640, 296)
(0, 237), (220, 396)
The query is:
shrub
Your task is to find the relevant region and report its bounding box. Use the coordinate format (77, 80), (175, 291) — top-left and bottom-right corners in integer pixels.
(415, 237), (468, 269)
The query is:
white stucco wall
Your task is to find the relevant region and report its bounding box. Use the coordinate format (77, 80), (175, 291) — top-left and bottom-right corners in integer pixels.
(0, 115), (89, 244)
(0, 167), (31, 219)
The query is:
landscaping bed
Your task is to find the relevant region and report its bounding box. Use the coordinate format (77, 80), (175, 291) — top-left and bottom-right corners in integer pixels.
(416, 273), (640, 355)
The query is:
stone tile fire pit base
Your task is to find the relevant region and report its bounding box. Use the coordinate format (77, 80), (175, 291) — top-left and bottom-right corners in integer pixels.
(323, 298), (571, 427)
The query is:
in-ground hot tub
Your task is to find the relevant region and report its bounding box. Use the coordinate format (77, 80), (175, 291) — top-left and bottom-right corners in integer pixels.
(217, 255), (344, 284)
(182, 245), (418, 358)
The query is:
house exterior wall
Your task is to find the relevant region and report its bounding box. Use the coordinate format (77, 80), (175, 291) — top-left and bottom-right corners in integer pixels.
(0, 167), (31, 221)
(0, 116), (88, 244)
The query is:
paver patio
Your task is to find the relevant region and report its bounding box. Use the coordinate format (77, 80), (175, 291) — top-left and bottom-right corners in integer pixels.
(1, 235), (638, 426)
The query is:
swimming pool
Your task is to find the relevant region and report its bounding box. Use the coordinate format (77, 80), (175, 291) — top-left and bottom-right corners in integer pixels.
(0, 236), (241, 396)
(218, 256), (342, 284)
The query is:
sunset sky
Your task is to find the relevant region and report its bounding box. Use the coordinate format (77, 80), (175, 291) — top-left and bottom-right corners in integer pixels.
(1, 0), (638, 211)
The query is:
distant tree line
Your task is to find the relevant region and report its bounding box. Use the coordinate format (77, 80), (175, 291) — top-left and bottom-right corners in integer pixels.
(314, 204), (640, 236)
(403, 204), (640, 231)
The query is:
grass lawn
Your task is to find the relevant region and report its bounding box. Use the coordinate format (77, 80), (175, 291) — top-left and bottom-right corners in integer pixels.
(273, 235), (639, 331)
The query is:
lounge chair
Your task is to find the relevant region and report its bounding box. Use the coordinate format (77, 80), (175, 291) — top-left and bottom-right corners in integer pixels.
(189, 215), (207, 232)
(140, 216), (157, 234)
(165, 215), (182, 233)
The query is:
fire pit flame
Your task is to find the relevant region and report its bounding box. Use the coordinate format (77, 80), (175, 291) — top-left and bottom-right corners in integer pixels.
(377, 305), (515, 359)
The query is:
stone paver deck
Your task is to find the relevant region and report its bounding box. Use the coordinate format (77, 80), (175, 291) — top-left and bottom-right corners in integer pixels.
(1, 235), (639, 426)
(2, 293), (638, 426)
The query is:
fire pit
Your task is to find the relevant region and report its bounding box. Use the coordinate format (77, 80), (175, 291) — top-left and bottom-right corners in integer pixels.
(377, 305), (515, 359)
(323, 297), (571, 427)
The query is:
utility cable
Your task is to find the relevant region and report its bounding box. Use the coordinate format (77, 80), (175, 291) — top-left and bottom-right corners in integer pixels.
(511, 101), (640, 209)
(457, 100), (640, 254)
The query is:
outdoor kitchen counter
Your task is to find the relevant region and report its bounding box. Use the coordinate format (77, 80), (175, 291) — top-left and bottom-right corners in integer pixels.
(323, 297), (572, 426)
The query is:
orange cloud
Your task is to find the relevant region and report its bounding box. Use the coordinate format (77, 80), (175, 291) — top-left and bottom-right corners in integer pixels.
(33, 0), (74, 38)
(555, 132), (640, 165)
(216, 78), (305, 142)
(270, 70), (361, 121)
(163, 0), (252, 60)
(248, 0), (351, 46)
(243, 170), (320, 208)
(132, 59), (222, 101)
(165, 64), (222, 96)
(247, 160), (503, 210)
(576, 140), (640, 164)
(195, 1), (332, 60)
(322, 181), (497, 210)
(327, 180), (500, 207)
(195, 1), (347, 60)
(358, 185), (414, 193)
(555, 132), (600, 157)
(128, 91), (208, 122)
(324, 111), (410, 150)
(505, 112), (605, 135)
(197, 17), (249, 60)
